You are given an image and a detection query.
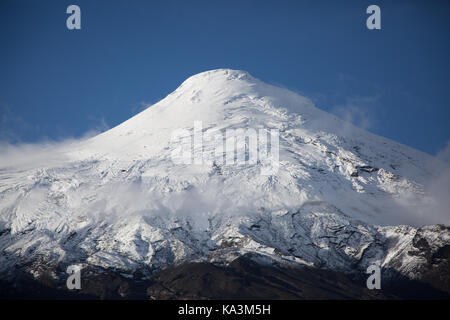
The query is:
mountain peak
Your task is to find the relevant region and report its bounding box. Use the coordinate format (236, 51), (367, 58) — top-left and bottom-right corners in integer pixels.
(180, 69), (257, 87)
(79, 68), (318, 163)
(78, 69), (434, 194)
(168, 68), (315, 120)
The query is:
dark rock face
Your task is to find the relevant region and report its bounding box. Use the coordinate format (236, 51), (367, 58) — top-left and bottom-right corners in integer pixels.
(1, 256), (448, 300)
(145, 257), (389, 300)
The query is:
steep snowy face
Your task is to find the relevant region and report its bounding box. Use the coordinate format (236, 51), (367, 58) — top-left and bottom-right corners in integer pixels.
(74, 69), (315, 160)
(71, 68), (441, 226)
(0, 69), (448, 279)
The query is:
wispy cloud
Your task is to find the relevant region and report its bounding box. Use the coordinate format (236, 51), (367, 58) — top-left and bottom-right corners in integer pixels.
(131, 101), (155, 116)
(436, 140), (450, 163)
(331, 95), (380, 131)
(400, 140), (450, 226)
(0, 109), (109, 169)
(0, 103), (35, 143)
(421, 141), (450, 225)
(83, 115), (110, 138)
(0, 139), (80, 169)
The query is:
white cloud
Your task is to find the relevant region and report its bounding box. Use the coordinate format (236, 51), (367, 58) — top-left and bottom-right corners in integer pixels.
(436, 140), (450, 163)
(420, 140), (450, 225)
(0, 140), (72, 169)
(83, 116), (110, 138)
(331, 95), (379, 131)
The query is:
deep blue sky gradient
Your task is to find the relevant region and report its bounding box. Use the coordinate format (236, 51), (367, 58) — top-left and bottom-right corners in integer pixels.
(1, 0), (449, 155)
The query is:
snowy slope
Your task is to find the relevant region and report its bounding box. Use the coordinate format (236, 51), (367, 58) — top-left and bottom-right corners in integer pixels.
(0, 69), (448, 283)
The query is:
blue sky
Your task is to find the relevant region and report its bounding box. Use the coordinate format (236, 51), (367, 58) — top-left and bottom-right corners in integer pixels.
(1, 0), (449, 156)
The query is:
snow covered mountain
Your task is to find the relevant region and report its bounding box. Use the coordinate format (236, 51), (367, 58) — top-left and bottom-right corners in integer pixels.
(0, 69), (448, 297)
